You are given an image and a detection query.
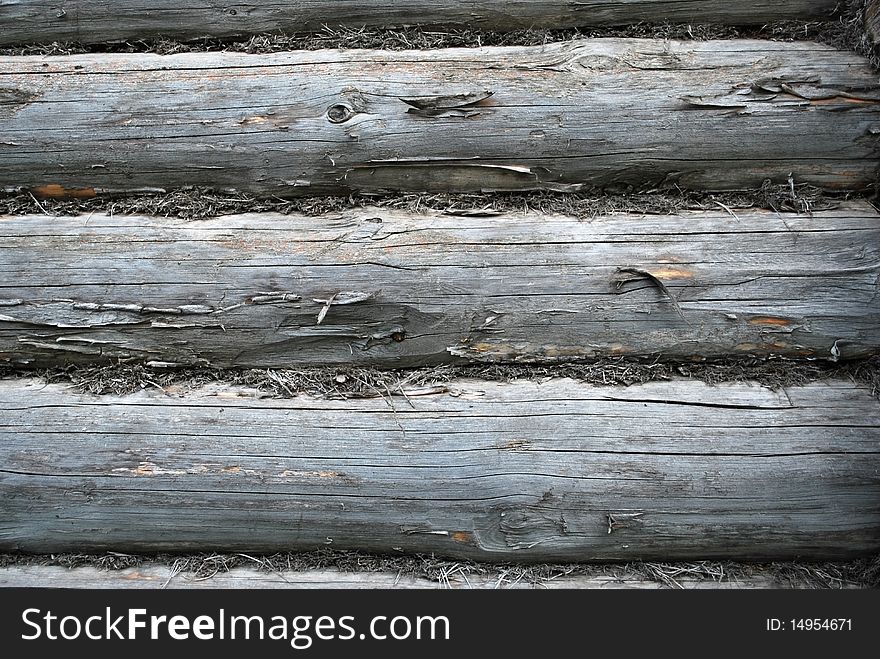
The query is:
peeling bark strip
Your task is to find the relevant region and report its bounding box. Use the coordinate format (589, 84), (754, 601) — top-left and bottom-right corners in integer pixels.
(1, 377), (877, 560)
(2, 203), (878, 368)
(1, 40), (878, 196)
(0, 1), (841, 45)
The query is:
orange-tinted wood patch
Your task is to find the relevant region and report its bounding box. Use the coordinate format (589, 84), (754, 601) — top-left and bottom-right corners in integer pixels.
(31, 184), (97, 199)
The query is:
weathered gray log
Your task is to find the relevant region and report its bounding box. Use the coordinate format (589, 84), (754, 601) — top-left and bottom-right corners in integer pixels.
(1, 40), (878, 197)
(0, 566), (814, 590)
(1, 203), (878, 368)
(1, 377), (878, 560)
(0, 1), (842, 46)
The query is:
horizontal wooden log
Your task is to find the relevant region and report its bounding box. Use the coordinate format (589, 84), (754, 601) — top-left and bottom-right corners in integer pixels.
(0, 1), (842, 46)
(1, 377), (878, 560)
(1, 39), (878, 196)
(1, 203), (878, 368)
(0, 566), (817, 590)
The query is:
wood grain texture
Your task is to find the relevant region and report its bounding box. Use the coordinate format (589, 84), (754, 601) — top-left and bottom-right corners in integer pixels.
(1, 203), (878, 368)
(0, 566), (806, 589)
(867, 0), (880, 45)
(1, 377), (878, 560)
(1, 39), (878, 197)
(0, 1), (842, 46)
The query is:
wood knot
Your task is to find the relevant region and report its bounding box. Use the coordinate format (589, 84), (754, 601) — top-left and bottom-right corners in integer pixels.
(327, 104), (355, 124)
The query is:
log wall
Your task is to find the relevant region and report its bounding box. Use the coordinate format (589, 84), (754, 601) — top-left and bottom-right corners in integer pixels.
(1, 3), (877, 572)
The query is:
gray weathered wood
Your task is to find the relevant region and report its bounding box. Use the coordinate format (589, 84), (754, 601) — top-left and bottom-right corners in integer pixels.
(1, 39), (878, 197)
(0, 565), (811, 589)
(867, 0), (880, 45)
(1, 377), (878, 560)
(0, 1), (842, 46)
(1, 203), (878, 368)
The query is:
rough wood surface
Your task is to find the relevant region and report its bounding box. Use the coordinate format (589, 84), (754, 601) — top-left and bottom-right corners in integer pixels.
(1, 377), (878, 560)
(0, 566), (808, 590)
(1, 39), (878, 197)
(2, 203), (878, 368)
(867, 0), (880, 45)
(0, 1), (842, 46)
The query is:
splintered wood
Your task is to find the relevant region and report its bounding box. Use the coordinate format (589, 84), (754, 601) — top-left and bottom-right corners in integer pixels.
(1, 203), (877, 368)
(1, 39), (878, 197)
